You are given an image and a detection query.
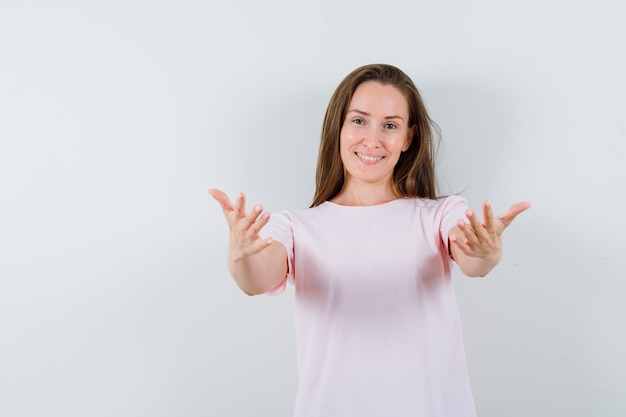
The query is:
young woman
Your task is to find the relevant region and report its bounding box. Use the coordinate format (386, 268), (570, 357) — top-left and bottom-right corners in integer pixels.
(210, 64), (530, 417)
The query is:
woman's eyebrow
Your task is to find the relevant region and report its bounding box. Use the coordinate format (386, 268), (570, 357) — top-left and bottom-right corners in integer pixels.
(347, 109), (404, 121)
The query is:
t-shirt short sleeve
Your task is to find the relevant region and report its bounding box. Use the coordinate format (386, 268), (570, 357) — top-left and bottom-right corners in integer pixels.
(439, 195), (471, 256)
(259, 211), (295, 295)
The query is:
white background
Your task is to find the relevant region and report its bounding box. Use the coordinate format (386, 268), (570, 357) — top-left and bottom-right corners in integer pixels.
(1, 0), (625, 416)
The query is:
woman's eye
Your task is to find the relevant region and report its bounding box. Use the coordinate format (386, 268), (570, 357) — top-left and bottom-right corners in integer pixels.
(385, 123), (397, 129)
(353, 118), (364, 125)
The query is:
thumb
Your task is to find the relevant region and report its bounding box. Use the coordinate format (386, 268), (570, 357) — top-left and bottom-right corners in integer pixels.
(497, 202), (531, 228)
(209, 188), (235, 214)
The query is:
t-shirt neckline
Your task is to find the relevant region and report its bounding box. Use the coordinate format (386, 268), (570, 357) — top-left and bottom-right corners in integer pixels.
(322, 198), (407, 209)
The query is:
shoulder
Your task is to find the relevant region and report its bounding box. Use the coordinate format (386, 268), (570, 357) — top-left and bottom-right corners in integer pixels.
(279, 204), (332, 226)
(266, 205), (321, 227)
(399, 196), (470, 231)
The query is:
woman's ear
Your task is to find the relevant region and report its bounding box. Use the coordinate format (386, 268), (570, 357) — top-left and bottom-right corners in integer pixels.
(402, 125), (416, 152)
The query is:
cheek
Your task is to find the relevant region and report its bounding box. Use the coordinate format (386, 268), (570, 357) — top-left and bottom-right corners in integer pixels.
(339, 129), (356, 150)
(395, 130), (411, 152)
(338, 131), (350, 161)
(387, 136), (408, 152)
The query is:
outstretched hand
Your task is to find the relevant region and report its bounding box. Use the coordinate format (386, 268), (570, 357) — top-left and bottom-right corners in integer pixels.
(208, 188), (274, 261)
(450, 200), (531, 276)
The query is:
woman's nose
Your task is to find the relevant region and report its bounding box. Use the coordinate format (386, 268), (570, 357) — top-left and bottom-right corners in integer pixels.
(361, 127), (383, 147)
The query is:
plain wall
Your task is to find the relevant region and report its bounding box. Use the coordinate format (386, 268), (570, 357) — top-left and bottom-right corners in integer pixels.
(1, 0), (624, 416)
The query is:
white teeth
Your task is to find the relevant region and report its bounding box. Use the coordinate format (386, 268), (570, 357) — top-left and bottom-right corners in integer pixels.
(356, 152), (383, 162)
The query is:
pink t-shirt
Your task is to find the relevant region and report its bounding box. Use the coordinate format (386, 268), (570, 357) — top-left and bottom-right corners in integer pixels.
(261, 196), (477, 417)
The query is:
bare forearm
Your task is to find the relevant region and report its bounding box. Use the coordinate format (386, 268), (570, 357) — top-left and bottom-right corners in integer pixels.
(455, 251), (501, 277)
(228, 242), (287, 295)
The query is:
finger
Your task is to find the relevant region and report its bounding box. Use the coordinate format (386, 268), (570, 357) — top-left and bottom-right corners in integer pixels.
(250, 235), (274, 254)
(456, 217), (479, 246)
(242, 204), (265, 230)
(249, 211), (271, 235)
(208, 188), (235, 214)
(449, 232), (472, 256)
(482, 201), (496, 233)
(234, 192), (247, 218)
(497, 201), (531, 227)
(464, 209), (486, 243)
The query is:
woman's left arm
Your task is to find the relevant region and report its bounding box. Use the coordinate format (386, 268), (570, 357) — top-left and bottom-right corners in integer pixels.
(449, 200), (531, 277)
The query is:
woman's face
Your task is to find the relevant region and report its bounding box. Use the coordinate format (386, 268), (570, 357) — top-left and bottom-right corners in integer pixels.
(339, 81), (413, 191)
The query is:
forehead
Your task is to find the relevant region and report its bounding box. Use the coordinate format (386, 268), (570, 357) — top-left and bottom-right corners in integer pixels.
(348, 81), (409, 116)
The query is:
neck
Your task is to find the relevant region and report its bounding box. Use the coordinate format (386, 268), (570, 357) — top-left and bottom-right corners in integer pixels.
(331, 181), (400, 206)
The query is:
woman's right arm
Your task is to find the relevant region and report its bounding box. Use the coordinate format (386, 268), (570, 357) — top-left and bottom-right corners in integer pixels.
(209, 189), (288, 295)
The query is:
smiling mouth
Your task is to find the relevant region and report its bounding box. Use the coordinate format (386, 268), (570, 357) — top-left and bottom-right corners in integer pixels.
(356, 152), (384, 162)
